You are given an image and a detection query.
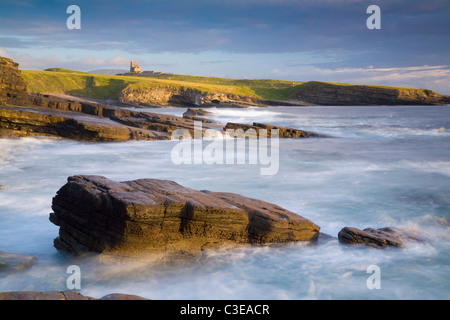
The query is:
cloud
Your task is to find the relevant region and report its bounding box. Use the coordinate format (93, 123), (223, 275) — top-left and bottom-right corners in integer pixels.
(1, 0), (449, 94)
(1, 0), (448, 57)
(0, 47), (131, 70)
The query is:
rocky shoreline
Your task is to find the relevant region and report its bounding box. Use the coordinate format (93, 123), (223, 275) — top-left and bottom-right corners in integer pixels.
(2, 55), (449, 142)
(0, 56), (435, 300)
(0, 175), (428, 300)
(0, 56), (325, 142)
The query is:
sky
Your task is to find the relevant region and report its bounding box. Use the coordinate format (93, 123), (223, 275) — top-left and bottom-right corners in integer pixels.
(1, 0), (449, 94)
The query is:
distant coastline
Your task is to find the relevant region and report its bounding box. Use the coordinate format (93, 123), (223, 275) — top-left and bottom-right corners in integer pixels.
(20, 66), (450, 109)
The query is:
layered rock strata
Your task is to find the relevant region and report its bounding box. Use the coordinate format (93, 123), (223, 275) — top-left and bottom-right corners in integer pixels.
(0, 57), (28, 106)
(291, 81), (450, 106)
(49, 175), (320, 260)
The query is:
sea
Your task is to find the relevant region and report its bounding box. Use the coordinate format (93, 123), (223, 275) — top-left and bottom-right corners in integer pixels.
(0, 105), (449, 300)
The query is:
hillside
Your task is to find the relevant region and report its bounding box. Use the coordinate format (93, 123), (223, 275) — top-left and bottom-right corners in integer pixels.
(290, 81), (450, 106)
(21, 69), (450, 107)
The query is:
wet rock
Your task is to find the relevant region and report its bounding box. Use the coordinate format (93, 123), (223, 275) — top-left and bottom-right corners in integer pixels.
(0, 105), (161, 142)
(338, 226), (426, 247)
(183, 108), (212, 117)
(224, 122), (326, 138)
(0, 291), (149, 300)
(182, 108), (216, 123)
(0, 251), (37, 272)
(49, 175), (320, 261)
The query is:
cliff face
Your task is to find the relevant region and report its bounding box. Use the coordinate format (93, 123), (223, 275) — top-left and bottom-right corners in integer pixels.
(120, 85), (257, 107)
(0, 57), (29, 106)
(291, 81), (450, 106)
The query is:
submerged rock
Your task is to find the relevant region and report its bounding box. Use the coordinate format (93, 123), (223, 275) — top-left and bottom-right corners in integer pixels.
(49, 175), (320, 261)
(0, 290), (149, 300)
(0, 251), (37, 272)
(182, 108), (216, 123)
(337, 226), (426, 247)
(183, 108), (212, 117)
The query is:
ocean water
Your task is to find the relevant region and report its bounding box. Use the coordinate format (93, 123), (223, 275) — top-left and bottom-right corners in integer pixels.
(0, 105), (449, 300)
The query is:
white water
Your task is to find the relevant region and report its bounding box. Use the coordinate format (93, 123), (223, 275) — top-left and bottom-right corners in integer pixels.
(0, 105), (449, 299)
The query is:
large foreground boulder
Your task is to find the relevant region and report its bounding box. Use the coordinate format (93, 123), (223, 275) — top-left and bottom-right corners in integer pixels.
(50, 176), (320, 261)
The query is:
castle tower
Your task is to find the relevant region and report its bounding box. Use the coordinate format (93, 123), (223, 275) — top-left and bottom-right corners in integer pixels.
(130, 60), (142, 73)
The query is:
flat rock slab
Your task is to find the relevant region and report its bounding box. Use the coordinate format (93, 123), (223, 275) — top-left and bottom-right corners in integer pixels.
(338, 226), (426, 247)
(0, 251), (37, 272)
(50, 175), (320, 261)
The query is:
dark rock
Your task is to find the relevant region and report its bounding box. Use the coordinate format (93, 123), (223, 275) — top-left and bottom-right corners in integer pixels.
(183, 108), (212, 117)
(0, 251), (37, 272)
(338, 226), (426, 247)
(224, 122), (326, 138)
(182, 108), (216, 123)
(49, 175), (320, 261)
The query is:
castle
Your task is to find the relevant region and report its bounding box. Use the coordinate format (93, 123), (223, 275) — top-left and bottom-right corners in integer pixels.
(130, 60), (142, 73)
(128, 60), (165, 76)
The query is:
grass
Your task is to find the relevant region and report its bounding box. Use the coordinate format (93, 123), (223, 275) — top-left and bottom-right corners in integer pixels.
(21, 68), (440, 103)
(297, 80), (436, 94)
(22, 69), (305, 101)
(22, 70), (139, 100)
